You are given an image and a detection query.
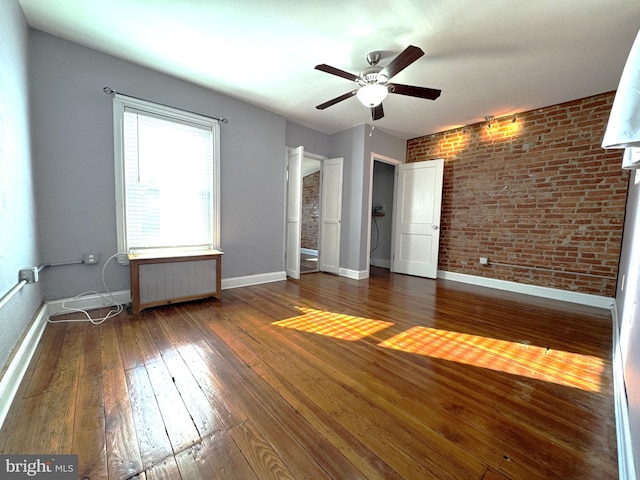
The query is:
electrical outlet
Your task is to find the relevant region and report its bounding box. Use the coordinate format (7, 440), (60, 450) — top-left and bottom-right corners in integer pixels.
(479, 257), (489, 265)
(84, 253), (99, 265)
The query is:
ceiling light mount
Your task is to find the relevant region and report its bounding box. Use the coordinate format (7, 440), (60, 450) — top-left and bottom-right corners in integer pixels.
(366, 51), (381, 66)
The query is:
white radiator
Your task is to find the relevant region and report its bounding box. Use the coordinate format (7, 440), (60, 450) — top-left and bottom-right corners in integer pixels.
(128, 250), (223, 313)
(139, 259), (217, 305)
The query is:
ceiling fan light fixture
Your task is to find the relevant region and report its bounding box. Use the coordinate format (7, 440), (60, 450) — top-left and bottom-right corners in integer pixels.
(357, 83), (388, 108)
(315, 45), (440, 120)
(376, 73), (388, 84)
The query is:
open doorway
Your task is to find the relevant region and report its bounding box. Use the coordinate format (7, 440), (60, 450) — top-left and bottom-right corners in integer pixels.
(370, 160), (396, 269)
(301, 157), (321, 273)
(286, 146), (343, 279)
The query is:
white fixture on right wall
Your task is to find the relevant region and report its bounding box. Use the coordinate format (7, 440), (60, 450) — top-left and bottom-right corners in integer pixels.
(602, 26), (640, 480)
(603, 28), (640, 168)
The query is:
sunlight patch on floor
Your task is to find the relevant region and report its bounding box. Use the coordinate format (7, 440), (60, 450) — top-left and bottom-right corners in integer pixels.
(273, 308), (604, 392)
(272, 307), (394, 341)
(378, 326), (603, 392)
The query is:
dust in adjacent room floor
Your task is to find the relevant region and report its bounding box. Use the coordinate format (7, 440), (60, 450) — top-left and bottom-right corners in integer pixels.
(300, 252), (318, 273)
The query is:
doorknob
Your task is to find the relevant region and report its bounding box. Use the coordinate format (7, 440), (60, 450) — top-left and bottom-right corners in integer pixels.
(433, 225), (439, 230)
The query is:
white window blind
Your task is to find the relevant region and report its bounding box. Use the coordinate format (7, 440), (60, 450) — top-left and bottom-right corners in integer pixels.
(113, 95), (220, 255)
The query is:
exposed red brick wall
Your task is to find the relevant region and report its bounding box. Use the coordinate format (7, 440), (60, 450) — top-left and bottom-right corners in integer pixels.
(302, 171), (320, 250)
(406, 92), (629, 297)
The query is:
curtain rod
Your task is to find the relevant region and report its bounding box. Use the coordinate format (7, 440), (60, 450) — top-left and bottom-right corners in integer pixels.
(103, 87), (228, 124)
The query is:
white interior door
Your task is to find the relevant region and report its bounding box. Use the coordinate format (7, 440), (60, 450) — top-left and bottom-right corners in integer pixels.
(285, 146), (303, 279)
(319, 157), (343, 274)
(392, 159), (444, 278)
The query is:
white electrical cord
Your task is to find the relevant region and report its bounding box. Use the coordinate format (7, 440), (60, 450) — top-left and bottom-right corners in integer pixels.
(47, 252), (125, 325)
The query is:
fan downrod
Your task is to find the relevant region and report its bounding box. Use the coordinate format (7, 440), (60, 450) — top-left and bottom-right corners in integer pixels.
(366, 51), (381, 66)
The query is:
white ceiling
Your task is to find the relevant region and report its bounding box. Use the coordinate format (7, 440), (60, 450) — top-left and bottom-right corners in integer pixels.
(17, 0), (640, 140)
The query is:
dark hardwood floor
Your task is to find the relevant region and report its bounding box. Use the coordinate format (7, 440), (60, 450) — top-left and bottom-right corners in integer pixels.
(0, 268), (617, 479)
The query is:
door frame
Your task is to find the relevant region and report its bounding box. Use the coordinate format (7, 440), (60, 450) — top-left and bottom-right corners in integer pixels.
(365, 152), (402, 278)
(285, 146), (303, 279)
(283, 147), (327, 277)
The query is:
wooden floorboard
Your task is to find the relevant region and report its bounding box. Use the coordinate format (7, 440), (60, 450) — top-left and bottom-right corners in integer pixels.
(0, 268), (617, 479)
(101, 318), (144, 480)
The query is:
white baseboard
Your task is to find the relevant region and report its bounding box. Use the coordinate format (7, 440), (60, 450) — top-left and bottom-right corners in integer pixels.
(46, 272), (290, 313)
(339, 268), (369, 280)
(438, 270), (615, 309)
(0, 303), (48, 430)
(47, 289), (131, 316)
(222, 271), (287, 290)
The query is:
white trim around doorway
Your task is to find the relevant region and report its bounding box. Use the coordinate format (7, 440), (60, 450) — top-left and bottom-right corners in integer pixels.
(366, 152), (402, 278)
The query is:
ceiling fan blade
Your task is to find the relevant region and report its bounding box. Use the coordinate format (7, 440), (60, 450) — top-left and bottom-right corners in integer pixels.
(315, 64), (360, 82)
(381, 45), (424, 80)
(389, 83), (441, 100)
(316, 90), (357, 110)
(371, 104), (384, 121)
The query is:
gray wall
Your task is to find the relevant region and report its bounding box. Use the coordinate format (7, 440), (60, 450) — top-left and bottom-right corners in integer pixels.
(29, 31), (288, 299)
(365, 126), (407, 161)
(328, 125), (406, 273)
(616, 171), (640, 475)
(330, 125), (366, 272)
(0, 1), (43, 369)
(286, 121), (331, 157)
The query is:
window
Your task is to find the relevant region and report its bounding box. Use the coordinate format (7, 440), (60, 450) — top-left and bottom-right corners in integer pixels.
(113, 94), (220, 256)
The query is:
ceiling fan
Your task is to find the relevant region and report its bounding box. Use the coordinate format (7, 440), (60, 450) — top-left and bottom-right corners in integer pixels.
(314, 45), (441, 121)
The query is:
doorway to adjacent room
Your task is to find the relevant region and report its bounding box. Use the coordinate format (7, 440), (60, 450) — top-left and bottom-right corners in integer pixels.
(301, 157), (321, 273)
